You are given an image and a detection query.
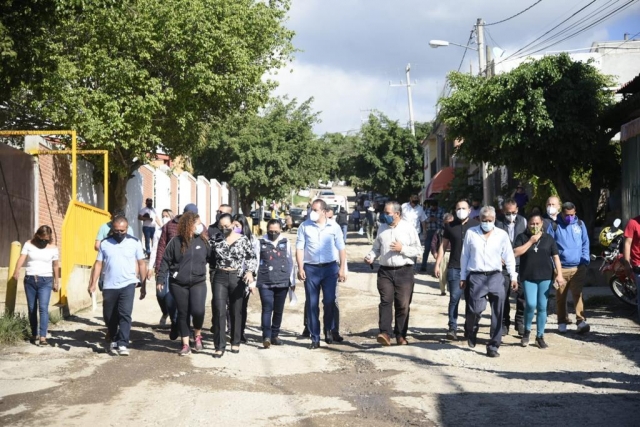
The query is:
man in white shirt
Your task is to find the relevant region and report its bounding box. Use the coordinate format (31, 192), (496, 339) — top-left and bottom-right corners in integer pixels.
(401, 194), (427, 237)
(365, 201), (422, 346)
(138, 198), (160, 258)
(460, 206), (517, 358)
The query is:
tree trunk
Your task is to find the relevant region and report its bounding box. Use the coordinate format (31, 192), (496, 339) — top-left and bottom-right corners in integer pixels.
(240, 199), (252, 220)
(108, 171), (130, 213)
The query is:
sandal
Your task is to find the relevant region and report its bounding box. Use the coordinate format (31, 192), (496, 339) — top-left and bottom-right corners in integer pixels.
(230, 346), (240, 354)
(39, 338), (48, 346)
(213, 350), (225, 359)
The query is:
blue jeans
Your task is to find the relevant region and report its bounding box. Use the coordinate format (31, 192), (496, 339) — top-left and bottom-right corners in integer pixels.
(421, 229), (437, 269)
(24, 276), (53, 337)
(142, 226), (155, 255)
(341, 225), (348, 243)
(156, 273), (177, 323)
(103, 284), (136, 347)
(635, 273), (640, 321)
(523, 280), (552, 338)
(446, 268), (469, 330)
(259, 286), (288, 339)
(304, 262), (339, 343)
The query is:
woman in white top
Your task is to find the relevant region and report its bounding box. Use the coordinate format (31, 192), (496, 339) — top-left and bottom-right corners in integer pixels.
(12, 225), (60, 345)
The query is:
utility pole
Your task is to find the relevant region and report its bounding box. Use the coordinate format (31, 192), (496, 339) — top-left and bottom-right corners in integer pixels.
(476, 18), (490, 205)
(389, 63), (416, 137)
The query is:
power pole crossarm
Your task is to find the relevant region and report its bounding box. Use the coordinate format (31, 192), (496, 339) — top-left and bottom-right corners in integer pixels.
(389, 63), (417, 137)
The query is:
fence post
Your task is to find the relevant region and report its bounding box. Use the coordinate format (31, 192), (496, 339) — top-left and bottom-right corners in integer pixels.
(5, 241), (22, 315)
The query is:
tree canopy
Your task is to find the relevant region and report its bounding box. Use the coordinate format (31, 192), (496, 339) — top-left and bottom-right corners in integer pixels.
(0, 0), (294, 209)
(438, 53), (633, 229)
(194, 98), (325, 215)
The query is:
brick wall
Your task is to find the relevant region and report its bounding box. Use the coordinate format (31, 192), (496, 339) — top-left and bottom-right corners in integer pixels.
(37, 151), (72, 247)
(140, 166), (154, 203)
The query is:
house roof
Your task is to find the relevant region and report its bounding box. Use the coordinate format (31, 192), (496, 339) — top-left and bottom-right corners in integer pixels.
(618, 73), (640, 94)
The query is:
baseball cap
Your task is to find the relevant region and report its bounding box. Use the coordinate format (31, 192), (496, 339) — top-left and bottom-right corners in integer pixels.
(183, 203), (198, 214)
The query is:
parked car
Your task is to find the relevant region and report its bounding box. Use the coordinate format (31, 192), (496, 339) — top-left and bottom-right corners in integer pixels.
(288, 207), (307, 231)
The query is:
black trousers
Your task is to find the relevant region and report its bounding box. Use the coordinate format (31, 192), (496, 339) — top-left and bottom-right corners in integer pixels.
(502, 270), (525, 330)
(377, 265), (415, 337)
(170, 281), (206, 338)
(212, 270), (245, 350)
(102, 283), (136, 347)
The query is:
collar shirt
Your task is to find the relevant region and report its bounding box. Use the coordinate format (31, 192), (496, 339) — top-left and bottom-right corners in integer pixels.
(460, 226), (517, 281)
(507, 222), (515, 242)
(366, 219), (422, 267)
(97, 235), (145, 289)
(296, 219), (345, 264)
(401, 203), (427, 234)
(425, 207), (446, 231)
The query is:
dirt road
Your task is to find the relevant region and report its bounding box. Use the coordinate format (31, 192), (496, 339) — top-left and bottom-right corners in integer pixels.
(1, 187), (639, 426)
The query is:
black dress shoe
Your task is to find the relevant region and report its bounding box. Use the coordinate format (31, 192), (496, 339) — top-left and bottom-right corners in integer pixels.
(272, 337), (284, 346)
(446, 329), (457, 341)
(332, 333), (344, 343)
(501, 326), (509, 337)
(467, 334), (477, 348)
(240, 334), (248, 343)
(308, 342), (320, 350)
(300, 328), (310, 339)
(487, 349), (500, 358)
(324, 334), (334, 345)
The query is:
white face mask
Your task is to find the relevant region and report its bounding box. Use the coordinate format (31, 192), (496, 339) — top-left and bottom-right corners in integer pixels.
(456, 209), (469, 220)
(505, 213), (517, 223)
(546, 206), (558, 216)
(162, 217), (170, 225)
(194, 223), (204, 235)
(309, 211), (320, 222)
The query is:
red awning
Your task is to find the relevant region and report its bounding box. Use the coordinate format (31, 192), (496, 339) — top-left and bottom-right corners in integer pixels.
(427, 166), (455, 198)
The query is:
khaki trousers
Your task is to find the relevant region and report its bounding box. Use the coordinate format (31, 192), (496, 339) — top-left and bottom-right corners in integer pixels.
(556, 266), (587, 324)
(439, 252), (450, 294)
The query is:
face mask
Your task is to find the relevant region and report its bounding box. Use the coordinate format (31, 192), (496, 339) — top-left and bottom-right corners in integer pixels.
(381, 213), (395, 225)
(194, 223), (204, 235)
(529, 226), (541, 235)
(35, 238), (49, 249)
(565, 215), (575, 224)
(222, 228), (232, 237)
(410, 200), (418, 206)
(233, 226), (243, 235)
(505, 213), (517, 223)
(456, 209), (469, 220)
(546, 206), (558, 216)
(472, 204), (480, 209)
(112, 233), (126, 243)
(267, 231), (280, 241)
(480, 221), (494, 233)
(215, 212), (222, 222)
(162, 217), (170, 225)
(146, 203), (152, 208)
(309, 211), (320, 222)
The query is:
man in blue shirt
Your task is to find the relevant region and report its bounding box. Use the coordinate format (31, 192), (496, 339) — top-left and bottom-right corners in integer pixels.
(547, 202), (590, 334)
(296, 199), (347, 349)
(89, 216), (147, 356)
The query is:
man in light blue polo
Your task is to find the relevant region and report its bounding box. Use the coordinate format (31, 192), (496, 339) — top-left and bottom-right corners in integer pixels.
(296, 199), (347, 349)
(89, 216), (147, 356)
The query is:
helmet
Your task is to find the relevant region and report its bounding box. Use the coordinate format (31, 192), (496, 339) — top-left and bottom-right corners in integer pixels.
(599, 226), (623, 247)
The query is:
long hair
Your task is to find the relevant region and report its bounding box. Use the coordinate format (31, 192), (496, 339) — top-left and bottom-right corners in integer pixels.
(162, 209), (174, 220)
(31, 225), (53, 245)
(232, 214), (253, 239)
(177, 212), (203, 253)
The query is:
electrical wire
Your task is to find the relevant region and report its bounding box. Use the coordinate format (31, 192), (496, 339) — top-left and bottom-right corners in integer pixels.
(456, 30), (476, 72)
(600, 29), (640, 57)
(483, 0), (544, 26)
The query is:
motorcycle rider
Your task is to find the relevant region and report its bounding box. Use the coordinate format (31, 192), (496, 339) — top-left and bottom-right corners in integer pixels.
(623, 214), (640, 318)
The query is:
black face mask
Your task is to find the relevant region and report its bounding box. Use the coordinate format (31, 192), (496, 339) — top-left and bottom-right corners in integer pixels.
(267, 231), (280, 241)
(146, 203), (152, 208)
(112, 233), (126, 243)
(410, 200), (418, 206)
(35, 238), (49, 249)
(222, 228), (232, 237)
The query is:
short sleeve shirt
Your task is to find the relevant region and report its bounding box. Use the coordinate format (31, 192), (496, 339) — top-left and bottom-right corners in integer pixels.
(401, 203), (427, 234)
(97, 236), (145, 289)
(138, 207), (157, 227)
(624, 216), (640, 266)
(443, 218), (479, 269)
(96, 222), (134, 241)
(514, 232), (558, 282)
(21, 242), (59, 277)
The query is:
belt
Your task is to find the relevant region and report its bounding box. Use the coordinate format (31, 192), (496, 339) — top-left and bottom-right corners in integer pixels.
(380, 264), (412, 270)
(306, 261), (337, 267)
(468, 270), (500, 276)
(632, 266), (640, 274)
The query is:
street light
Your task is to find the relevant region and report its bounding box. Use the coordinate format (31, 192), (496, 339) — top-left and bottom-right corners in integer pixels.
(429, 40), (478, 50)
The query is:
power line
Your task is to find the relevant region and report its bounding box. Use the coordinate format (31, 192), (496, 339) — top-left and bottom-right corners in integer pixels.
(600, 29), (640, 57)
(483, 0), (544, 26)
(456, 30), (476, 72)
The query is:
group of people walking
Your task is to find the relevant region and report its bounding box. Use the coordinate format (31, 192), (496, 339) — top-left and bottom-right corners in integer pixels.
(15, 189), (639, 361)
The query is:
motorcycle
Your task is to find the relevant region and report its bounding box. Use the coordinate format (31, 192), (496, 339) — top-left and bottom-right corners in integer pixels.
(592, 219), (637, 307)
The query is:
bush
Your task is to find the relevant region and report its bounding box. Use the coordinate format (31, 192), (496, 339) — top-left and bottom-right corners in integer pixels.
(0, 313), (31, 345)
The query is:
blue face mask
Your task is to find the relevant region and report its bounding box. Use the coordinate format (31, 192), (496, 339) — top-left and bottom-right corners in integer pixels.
(381, 214), (395, 225)
(480, 221), (495, 233)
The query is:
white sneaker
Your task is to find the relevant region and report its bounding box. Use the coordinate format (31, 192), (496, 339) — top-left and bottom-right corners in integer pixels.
(558, 323), (567, 333)
(118, 346), (130, 356)
(109, 342), (118, 355)
(159, 314), (168, 326)
(577, 321), (590, 334)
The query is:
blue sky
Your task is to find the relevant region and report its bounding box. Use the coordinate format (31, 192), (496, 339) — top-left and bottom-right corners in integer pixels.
(272, 0), (640, 134)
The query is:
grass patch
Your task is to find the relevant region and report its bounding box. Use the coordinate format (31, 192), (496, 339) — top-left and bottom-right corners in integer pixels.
(0, 313), (31, 345)
(292, 195), (310, 206)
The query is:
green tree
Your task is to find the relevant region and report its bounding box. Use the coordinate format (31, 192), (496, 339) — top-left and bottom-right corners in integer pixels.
(354, 112), (430, 201)
(436, 168), (482, 212)
(438, 54), (636, 231)
(0, 0), (294, 209)
(194, 98), (325, 215)
(319, 132), (360, 183)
